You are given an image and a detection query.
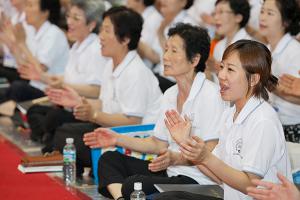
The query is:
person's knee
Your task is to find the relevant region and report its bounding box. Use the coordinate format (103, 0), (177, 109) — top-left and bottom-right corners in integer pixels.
(99, 151), (120, 169)
(122, 174), (145, 199)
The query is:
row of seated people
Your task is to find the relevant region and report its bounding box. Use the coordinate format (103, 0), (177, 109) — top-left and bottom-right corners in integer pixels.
(0, 0), (300, 200)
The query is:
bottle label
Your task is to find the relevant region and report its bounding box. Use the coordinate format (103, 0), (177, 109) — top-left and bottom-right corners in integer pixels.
(63, 151), (76, 163)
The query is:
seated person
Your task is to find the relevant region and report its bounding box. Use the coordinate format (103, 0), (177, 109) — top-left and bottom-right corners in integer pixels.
(0, 0), (69, 102)
(24, 0), (108, 146)
(206, 0), (251, 82)
(259, 0), (300, 143)
(46, 6), (162, 176)
(155, 40), (292, 200)
(83, 23), (225, 200)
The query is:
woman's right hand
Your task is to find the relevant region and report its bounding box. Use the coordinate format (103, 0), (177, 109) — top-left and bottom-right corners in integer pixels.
(164, 109), (192, 144)
(83, 128), (118, 148)
(45, 86), (81, 108)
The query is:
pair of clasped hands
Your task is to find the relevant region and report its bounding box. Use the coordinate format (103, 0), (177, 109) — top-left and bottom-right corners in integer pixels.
(83, 110), (210, 172)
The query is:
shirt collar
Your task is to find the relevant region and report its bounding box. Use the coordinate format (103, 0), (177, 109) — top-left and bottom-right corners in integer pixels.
(73, 33), (97, 54)
(270, 33), (293, 58)
(34, 21), (51, 41)
(232, 96), (264, 125)
(225, 28), (249, 45)
(112, 50), (137, 78)
(167, 72), (206, 106)
(186, 72), (206, 102)
(142, 6), (155, 19)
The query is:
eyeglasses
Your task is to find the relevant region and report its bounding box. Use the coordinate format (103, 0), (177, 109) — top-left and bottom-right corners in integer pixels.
(212, 10), (234, 17)
(65, 13), (85, 22)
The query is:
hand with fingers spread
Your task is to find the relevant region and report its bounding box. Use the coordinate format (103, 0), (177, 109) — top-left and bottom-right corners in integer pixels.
(17, 59), (43, 81)
(148, 149), (172, 172)
(279, 72), (300, 97)
(247, 173), (300, 200)
(73, 97), (93, 121)
(83, 128), (118, 148)
(180, 135), (210, 165)
(45, 86), (81, 108)
(164, 109), (192, 144)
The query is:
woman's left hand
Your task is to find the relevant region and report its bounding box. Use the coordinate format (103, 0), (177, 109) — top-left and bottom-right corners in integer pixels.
(148, 149), (172, 172)
(73, 97), (93, 121)
(180, 135), (210, 165)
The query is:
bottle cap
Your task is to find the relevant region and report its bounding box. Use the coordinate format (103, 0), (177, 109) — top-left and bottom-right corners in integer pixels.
(134, 182), (142, 190)
(66, 138), (74, 144)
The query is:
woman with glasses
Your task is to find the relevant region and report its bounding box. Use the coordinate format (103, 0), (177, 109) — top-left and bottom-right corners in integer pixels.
(25, 0), (108, 149)
(206, 0), (251, 82)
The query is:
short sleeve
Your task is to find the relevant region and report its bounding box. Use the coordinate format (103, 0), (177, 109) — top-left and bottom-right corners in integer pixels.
(241, 120), (279, 177)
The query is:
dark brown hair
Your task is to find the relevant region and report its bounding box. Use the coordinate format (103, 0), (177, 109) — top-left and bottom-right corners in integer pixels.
(222, 40), (278, 101)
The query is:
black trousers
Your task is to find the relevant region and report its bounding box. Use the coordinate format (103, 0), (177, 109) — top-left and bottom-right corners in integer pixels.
(154, 73), (175, 93)
(98, 151), (198, 200)
(283, 124), (300, 143)
(0, 66), (23, 83)
(54, 122), (99, 175)
(153, 191), (223, 200)
(27, 105), (79, 144)
(5, 80), (44, 102)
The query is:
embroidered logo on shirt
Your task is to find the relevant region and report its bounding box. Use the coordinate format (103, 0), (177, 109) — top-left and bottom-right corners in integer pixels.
(233, 138), (243, 158)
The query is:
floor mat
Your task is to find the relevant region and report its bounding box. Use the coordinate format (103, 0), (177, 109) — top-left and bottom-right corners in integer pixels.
(0, 134), (90, 200)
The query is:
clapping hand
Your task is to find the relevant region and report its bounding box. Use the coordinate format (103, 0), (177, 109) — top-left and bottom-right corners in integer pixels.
(279, 72), (300, 97)
(180, 135), (209, 165)
(45, 86), (81, 108)
(148, 149), (172, 172)
(73, 97), (93, 121)
(83, 128), (118, 148)
(247, 173), (300, 200)
(164, 110), (191, 144)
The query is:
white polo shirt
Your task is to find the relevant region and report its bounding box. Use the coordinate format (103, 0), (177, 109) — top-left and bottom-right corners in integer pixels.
(213, 28), (252, 62)
(27, 21), (69, 91)
(187, 0), (216, 37)
(99, 50), (162, 124)
(154, 72), (226, 184)
(269, 34), (300, 125)
(64, 33), (108, 85)
(249, 0), (262, 30)
(213, 97), (292, 200)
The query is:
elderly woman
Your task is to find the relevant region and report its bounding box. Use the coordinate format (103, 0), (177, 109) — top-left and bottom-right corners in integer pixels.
(138, 0), (196, 92)
(155, 40), (292, 200)
(24, 0), (108, 149)
(259, 0), (300, 143)
(46, 6), (162, 177)
(1, 0), (69, 102)
(83, 23), (225, 200)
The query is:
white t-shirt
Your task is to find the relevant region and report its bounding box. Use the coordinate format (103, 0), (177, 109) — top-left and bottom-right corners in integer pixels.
(154, 72), (226, 184)
(213, 28), (252, 62)
(213, 97), (292, 200)
(140, 6), (163, 69)
(269, 34), (300, 125)
(100, 50), (162, 124)
(27, 21), (69, 91)
(64, 33), (108, 85)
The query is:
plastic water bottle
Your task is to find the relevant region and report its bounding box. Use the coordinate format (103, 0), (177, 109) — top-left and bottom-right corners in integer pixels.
(130, 182), (146, 200)
(63, 138), (76, 185)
